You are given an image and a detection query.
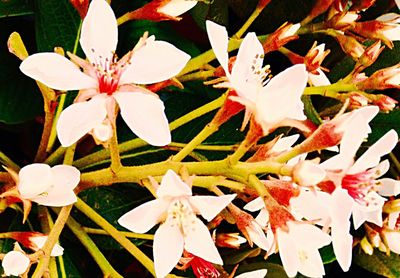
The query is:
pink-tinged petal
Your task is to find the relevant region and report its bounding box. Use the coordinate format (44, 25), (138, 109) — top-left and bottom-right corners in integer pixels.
(158, 0), (198, 17)
(384, 230), (400, 254)
(184, 218), (223, 265)
(30, 236), (64, 256)
(254, 208), (269, 228)
(243, 197), (265, 212)
(270, 134), (300, 153)
(277, 228), (299, 278)
(287, 222), (331, 249)
(349, 129), (398, 174)
(119, 39), (190, 85)
(206, 21), (230, 75)
(118, 199), (169, 233)
(290, 190), (330, 225)
(18, 163), (52, 199)
(329, 188), (353, 228)
(56, 96), (107, 147)
(189, 194), (236, 221)
(51, 165), (80, 190)
(297, 248), (326, 277)
(377, 178), (400, 196)
(235, 269), (268, 278)
(153, 222), (184, 278)
(257, 64), (307, 125)
(114, 92), (171, 146)
(246, 220), (271, 251)
(308, 68), (331, 86)
(157, 170), (192, 198)
(2, 251), (30, 276)
(388, 212), (400, 230)
(20, 53), (96, 91)
(331, 229), (353, 271)
(80, 0), (118, 62)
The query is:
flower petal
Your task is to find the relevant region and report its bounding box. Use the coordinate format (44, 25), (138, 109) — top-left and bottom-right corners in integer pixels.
(153, 222), (184, 278)
(184, 218), (223, 265)
(51, 165), (80, 190)
(377, 178), (400, 196)
(118, 199), (169, 233)
(114, 92), (171, 146)
(246, 220), (271, 251)
(189, 194), (235, 221)
(20, 53), (96, 91)
(270, 134), (300, 153)
(384, 230), (400, 254)
(2, 251), (30, 276)
(56, 95), (108, 147)
(277, 228), (299, 278)
(349, 129), (398, 174)
(80, 0), (118, 62)
(206, 20), (230, 75)
(30, 184), (77, 207)
(244, 197), (265, 212)
(332, 228), (352, 271)
(30, 236), (64, 256)
(287, 222), (331, 249)
(308, 69), (331, 86)
(254, 208), (269, 228)
(157, 170), (192, 198)
(256, 64), (307, 125)
(235, 269), (268, 278)
(297, 248), (326, 277)
(119, 38), (190, 85)
(158, 0), (198, 17)
(18, 163), (52, 199)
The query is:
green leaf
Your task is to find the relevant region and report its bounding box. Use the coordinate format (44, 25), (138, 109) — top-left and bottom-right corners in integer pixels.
(369, 109), (400, 144)
(0, 22), (42, 124)
(0, 0), (33, 18)
(191, 0), (229, 30)
(354, 249), (400, 278)
(35, 0), (81, 52)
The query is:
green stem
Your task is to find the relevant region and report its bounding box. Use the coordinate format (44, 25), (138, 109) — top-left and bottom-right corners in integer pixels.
(274, 144), (304, 163)
(78, 159), (289, 193)
(169, 142), (238, 152)
(83, 227), (154, 240)
(74, 198), (156, 276)
(172, 121), (220, 162)
(73, 93), (226, 169)
(178, 70), (215, 82)
(234, 5), (264, 39)
(34, 103), (55, 163)
(32, 205), (73, 278)
(109, 126), (122, 173)
(46, 20), (82, 153)
(0, 150), (20, 171)
(389, 152), (400, 174)
(53, 208), (123, 278)
(303, 83), (358, 96)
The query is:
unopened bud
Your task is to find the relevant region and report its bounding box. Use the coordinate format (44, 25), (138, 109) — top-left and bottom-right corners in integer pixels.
(70, 0), (89, 19)
(215, 232), (247, 249)
(360, 236), (374, 255)
(373, 94), (397, 112)
(357, 40), (385, 70)
(304, 42), (330, 73)
(335, 33), (365, 59)
(350, 0), (376, 11)
(358, 63), (400, 90)
(327, 11), (359, 30)
(302, 0), (335, 24)
(263, 22), (300, 53)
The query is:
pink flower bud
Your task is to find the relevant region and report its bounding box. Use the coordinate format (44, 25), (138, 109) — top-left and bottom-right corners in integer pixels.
(335, 33), (365, 59)
(262, 22), (300, 53)
(215, 232), (246, 249)
(350, 0), (376, 11)
(373, 94), (398, 112)
(358, 63), (400, 90)
(357, 40), (385, 70)
(70, 0), (89, 19)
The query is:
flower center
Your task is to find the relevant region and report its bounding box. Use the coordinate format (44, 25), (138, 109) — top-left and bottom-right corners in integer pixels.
(248, 54), (270, 88)
(166, 199), (197, 236)
(92, 52), (122, 95)
(342, 168), (382, 206)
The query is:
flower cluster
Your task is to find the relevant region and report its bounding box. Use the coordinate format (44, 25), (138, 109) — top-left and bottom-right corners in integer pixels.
(0, 0), (399, 277)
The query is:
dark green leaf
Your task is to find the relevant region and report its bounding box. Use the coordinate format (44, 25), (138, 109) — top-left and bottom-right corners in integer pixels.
(191, 0), (229, 30)
(0, 0), (33, 18)
(35, 0), (81, 52)
(369, 109), (400, 144)
(354, 249), (400, 278)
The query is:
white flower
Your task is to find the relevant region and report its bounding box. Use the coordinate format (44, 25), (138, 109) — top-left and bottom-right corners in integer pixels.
(118, 170), (236, 278)
(17, 163), (80, 207)
(158, 0), (198, 17)
(276, 221), (331, 277)
(20, 0), (190, 147)
(205, 20), (308, 134)
(2, 250), (30, 276)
